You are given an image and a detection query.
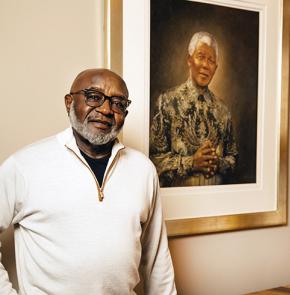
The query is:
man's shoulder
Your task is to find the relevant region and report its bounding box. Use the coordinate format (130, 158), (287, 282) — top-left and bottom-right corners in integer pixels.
(6, 130), (65, 166)
(122, 146), (153, 164)
(209, 90), (231, 115)
(158, 81), (189, 100)
(121, 145), (157, 173)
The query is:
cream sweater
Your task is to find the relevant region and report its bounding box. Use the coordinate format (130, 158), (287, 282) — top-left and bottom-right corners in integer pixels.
(0, 128), (176, 295)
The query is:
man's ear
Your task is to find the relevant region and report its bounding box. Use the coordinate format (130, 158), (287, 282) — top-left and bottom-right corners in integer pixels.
(187, 54), (193, 66)
(64, 94), (73, 115)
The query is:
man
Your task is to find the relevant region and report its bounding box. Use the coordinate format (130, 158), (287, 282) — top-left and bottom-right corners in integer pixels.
(150, 31), (238, 187)
(0, 69), (176, 294)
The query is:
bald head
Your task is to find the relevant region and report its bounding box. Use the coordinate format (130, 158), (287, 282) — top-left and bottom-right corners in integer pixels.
(65, 68), (130, 149)
(70, 69), (129, 98)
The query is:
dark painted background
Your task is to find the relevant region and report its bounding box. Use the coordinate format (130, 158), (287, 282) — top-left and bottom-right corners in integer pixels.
(150, 0), (259, 184)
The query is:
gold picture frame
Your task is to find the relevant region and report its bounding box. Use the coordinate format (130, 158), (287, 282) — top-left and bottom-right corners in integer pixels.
(105, 0), (289, 237)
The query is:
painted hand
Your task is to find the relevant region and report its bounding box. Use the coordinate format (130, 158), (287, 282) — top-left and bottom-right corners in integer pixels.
(192, 141), (219, 177)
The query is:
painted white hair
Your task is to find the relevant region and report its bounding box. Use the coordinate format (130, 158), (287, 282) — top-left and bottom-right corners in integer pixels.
(188, 31), (218, 61)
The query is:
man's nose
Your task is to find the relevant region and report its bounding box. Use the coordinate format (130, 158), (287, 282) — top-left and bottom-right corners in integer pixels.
(95, 98), (114, 115)
(201, 59), (210, 68)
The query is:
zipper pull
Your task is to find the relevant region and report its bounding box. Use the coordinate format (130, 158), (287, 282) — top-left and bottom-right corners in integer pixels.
(99, 190), (104, 202)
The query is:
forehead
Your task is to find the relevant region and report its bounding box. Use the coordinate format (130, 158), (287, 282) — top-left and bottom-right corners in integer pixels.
(73, 71), (128, 97)
(195, 42), (216, 57)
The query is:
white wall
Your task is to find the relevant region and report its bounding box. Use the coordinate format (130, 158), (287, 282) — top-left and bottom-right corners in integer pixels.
(169, 223), (290, 294)
(0, 0), (104, 160)
(0, 1), (290, 294)
(0, 0), (104, 290)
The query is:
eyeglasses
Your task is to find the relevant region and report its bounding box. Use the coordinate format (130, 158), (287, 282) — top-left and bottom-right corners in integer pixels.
(70, 88), (131, 114)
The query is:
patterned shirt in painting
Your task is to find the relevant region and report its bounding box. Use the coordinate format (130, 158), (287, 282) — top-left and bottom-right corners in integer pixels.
(150, 79), (238, 187)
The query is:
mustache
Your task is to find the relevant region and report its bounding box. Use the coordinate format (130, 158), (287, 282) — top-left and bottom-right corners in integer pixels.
(69, 103), (121, 145)
(85, 114), (115, 127)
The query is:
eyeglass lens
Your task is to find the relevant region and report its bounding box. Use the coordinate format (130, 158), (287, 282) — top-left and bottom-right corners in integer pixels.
(85, 91), (129, 113)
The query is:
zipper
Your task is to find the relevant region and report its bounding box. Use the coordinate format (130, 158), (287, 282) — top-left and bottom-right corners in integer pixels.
(65, 145), (124, 202)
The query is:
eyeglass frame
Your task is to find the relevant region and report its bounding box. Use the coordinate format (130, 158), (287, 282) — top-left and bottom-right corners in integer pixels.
(69, 88), (131, 114)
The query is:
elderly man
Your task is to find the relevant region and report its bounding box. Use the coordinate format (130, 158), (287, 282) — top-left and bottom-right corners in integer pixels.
(0, 69), (176, 294)
(150, 31), (238, 187)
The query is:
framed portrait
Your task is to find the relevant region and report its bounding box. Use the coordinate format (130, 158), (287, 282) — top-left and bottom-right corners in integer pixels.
(106, 0), (289, 236)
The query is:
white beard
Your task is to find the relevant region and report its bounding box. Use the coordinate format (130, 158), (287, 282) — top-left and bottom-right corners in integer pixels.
(69, 102), (122, 145)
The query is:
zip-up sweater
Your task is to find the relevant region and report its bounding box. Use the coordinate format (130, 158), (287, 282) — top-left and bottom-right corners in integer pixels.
(0, 128), (176, 295)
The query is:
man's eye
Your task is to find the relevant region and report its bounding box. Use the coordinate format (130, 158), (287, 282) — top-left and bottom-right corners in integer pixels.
(196, 55), (204, 61)
(112, 98), (126, 110)
(86, 93), (103, 101)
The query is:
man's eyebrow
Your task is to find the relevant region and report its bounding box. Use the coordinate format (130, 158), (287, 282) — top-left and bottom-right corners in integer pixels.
(86, 87), (102, 91)
(86, 87), (128, 99)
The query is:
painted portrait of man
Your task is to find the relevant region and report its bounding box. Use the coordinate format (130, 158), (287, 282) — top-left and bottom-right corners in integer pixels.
(149, 0), (258, 187)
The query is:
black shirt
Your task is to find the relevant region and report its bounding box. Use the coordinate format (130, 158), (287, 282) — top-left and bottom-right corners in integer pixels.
(80, 150), (111, 186)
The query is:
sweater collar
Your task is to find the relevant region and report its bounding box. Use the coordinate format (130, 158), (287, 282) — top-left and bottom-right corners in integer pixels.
(57, 127), (125, 161)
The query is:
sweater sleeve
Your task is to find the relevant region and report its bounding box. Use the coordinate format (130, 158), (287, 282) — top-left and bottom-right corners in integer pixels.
(140, 169), (176, 295)
(0, 157), (24, 294)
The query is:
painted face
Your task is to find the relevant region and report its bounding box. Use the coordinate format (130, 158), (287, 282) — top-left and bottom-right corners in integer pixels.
(188, 42), (217, 87)
(65, 70), (129, 145)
